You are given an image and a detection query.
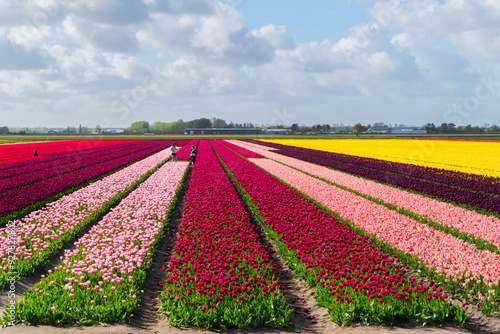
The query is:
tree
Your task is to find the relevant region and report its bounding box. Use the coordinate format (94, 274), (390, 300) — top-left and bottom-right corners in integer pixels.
(150, 122), (168, 134)
(423, 123), (437, 133)
(95, 125), (102, 135)
(447, 123), (456, 132)
(211, 118), (227, 128)
(352, 123), (364, 136)
(488, 124), (498, 132)
(190, 118), (211, 129)
(129, 121), (150, 134)
(0, 126), (8, 134)
(78, 124), (82, 134)
(299, 125), (311, 133)
(439, 123), (448, 133)
(321, 124), (331, 132)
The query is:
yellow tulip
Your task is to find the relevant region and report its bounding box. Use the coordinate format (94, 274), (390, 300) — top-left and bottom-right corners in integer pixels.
(261, 139), (500, 178)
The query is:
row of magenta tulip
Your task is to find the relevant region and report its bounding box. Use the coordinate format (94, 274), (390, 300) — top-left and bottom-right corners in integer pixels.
(0, 141), (169, 193)
(0, 147), (174, 288)
(160, 140), (290, 331)
(231, 142), (500, 316)
(233, 141), (500, 253)
(175, 139), (199, 161)
(0, 140), (136, 167)
(247, 140), (500, 191)
(246, 140), (500, 214)
(217, 140), (263, 158)
(212, 140), (466, 325)
(0, 140), (172, 218)
(6, 161), (189, 325)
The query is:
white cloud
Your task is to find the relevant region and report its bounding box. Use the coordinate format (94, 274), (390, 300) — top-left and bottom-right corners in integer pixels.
(190, 3), (242, 55)
(58, 0), (149, 25)
(0, 0), (34, 27)
(7, 25), (58, 51)
(62, 15), (140, 53)
(0, 35), (47, 71)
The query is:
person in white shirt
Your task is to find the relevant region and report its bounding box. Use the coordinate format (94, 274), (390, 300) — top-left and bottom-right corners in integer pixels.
(171, 143), (179, 162)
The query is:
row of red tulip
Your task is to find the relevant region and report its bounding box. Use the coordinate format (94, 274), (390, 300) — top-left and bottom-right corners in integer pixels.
(0, 141), (171, 193)
(160, 140), (290, 330)
(0, 140), (136, 166)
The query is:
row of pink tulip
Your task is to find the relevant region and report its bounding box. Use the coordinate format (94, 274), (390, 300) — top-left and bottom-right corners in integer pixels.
(230, 140), (500, 250)
(13, 161), (189, 324)
(0, 148), (173, 287)
(246, 158), (500, 297)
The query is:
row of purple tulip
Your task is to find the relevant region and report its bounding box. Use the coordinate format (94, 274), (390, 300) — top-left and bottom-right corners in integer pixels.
(247, 140), (500, 195)
(246, 140), (500, 214)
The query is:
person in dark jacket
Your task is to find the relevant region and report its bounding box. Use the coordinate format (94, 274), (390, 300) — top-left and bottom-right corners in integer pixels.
(190, 145), (197, 166)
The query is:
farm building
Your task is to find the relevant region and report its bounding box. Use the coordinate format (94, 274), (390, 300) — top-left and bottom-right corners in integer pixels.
(184, 128), (263, 135)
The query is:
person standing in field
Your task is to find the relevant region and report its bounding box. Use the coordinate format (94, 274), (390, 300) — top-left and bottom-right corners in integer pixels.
(171, 143), (179, 162)
(190, 145), (197, 166)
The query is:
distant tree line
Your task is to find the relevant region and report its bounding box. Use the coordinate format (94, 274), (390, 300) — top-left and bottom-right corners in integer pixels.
(348, 122), (500, 136)
(126, 118), (262, 134)
(127, 118), (213, 134)
(423, 123), (499, 133)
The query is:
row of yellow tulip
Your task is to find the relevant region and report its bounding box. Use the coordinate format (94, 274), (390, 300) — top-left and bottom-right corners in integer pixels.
(260, 139), (500, 178)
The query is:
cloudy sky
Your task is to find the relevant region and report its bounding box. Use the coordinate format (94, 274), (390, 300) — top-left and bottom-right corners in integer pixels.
(1, 0), (500, 128)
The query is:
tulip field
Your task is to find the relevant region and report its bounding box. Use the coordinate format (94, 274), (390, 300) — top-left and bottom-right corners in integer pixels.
(2, 137), (500, 331)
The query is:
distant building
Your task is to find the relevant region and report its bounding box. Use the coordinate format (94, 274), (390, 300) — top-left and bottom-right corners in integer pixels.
(367, 127), (389, 134)
(333, 126), (353, 134)
(265, 129), (291, 135)
(391, 127), (426, 134)
(184, 128), (263, 135)
(102, 129), (125, 134)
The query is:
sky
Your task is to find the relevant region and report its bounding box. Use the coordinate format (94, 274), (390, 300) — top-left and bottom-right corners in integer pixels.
(1, 0), (500, 128)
